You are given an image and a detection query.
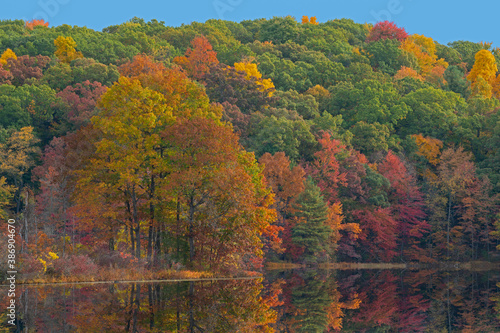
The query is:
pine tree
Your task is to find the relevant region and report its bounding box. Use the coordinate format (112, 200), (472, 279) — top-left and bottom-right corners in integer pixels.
(291, 177), (332, 262)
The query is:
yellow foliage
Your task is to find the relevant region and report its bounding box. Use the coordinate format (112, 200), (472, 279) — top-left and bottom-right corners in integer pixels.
(48, 252), (59, 260)
(38, 258), (47, 273)
(301, 16), (309, 24)
(426, 65), (447, 87)
(394, 66), (424, 81)
(0, 177), (14, 220)
(0, 48), (17, 66)
(234, 61), (275, 96)
(54, 36), (83, 63)
(305, 84), (330, 100)
(411, 134), (443, 166)
(468, 49), (498, 98)
(310, 17), (318, 25)
(400, 34), (448, 77)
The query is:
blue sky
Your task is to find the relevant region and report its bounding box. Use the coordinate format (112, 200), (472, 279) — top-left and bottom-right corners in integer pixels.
(1, 0), (498, 47)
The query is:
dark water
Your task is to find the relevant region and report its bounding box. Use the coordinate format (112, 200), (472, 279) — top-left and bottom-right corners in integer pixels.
(3, 269), (500, 332)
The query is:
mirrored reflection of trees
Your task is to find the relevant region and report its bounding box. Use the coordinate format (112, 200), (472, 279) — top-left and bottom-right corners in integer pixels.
(5, 270), (500, 332)
(265, 269), (500, 332)
(8, 279), (277, 332)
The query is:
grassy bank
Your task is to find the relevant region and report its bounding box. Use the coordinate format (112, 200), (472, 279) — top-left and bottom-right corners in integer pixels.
(2, 267), (263, 285)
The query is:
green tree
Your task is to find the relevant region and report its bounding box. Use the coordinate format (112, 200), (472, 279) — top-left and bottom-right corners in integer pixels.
(291, 178), (332, 262)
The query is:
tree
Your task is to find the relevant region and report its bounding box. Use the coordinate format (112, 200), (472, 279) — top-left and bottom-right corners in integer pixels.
(0, 48), (17, 66)
(57, 80), (108, 129)
(8, 55), (51, 85)
(467, 49), (497, 98)
(25, 19), (49, 30)
(0, 177), (14, 219)
(429, 147), (477, 259)
(173, 35), (219, 80)
(378, 151), (429, 260)
(234, 61), (275, 96)
(72, 76), (174, 259)
(0, 127), (40, 215)
(365, 21), (408, 43)
(54, 36), (83, 64)
(291, 178), (332, 262)
(259, 152), (305, 255)
(162, 117), (276, 270)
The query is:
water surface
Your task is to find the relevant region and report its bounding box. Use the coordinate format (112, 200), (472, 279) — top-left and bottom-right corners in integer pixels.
(3, 268), (500, 332)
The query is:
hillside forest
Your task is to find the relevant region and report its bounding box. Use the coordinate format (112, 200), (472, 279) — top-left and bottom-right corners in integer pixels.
(0, 17), (499, 277)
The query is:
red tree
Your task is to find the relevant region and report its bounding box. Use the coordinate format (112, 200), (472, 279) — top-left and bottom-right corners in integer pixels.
(378, 151), (430, 261)
(173, 35), (219, 80)
(366, 21), (408, 43)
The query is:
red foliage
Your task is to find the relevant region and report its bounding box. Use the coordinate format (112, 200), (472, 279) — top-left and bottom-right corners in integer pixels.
(0, 64), (12, 85)
(25, 19), (49, 30)
(8, 55), (50, 85)
(307, 132), (347, 204)
(173, 35), (219, 80)
(354, 207), (398, 261)
(378, 151), (430, 261)
(366, 21), (408, 43)
(57, 80), (108, 128)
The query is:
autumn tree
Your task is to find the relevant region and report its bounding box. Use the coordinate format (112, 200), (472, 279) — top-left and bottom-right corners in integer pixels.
(0, 177), (14, 219)
(0, 48), (17, 66)
(234, 61), (275, 96)
(25, 19), (49, 30)
(259, 152), (305, 256)
(162, 117), (276, 270)
(54, 36), (83, 64)
(467, 49), (497, 98)
(0, 127), (40, 215)
(8, 55), (51, 86)
(57, 80), (108, 129)
(173, 35), (219, 80)
(365, 21), (408, 43)
(378, 151), (429, 260)
(72, 76), (173, 259)
(428, 147), (477, 259)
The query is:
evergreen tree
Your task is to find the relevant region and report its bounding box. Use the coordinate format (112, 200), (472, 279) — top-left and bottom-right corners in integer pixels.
(291, 177), (332, 262)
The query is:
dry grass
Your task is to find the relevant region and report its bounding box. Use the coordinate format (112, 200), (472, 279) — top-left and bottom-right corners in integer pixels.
(13, 267), (220, 285)
(265, 262), (306, 270)
(319, 262), (407, 270)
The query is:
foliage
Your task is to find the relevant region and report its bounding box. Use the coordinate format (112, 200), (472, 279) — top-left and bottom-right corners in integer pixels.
(365, 21), (408, 43)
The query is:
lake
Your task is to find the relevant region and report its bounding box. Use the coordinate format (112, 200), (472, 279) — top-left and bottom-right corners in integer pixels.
(3, 268), (500, 332)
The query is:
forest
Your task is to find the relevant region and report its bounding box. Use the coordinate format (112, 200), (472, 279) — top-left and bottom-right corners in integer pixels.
(0, 16), (498, 279)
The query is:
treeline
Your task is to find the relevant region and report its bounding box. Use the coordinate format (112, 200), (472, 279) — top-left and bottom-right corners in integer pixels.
(0, 17), (498, 274)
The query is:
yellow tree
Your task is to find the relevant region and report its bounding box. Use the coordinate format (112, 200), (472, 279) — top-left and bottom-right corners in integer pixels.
(0, 127), (40, 214)
(467, 49), (497, 98)
(0, 49), (17, 66)
(301, 16), (309, 24)
(234, 61), (275, 96)
(54, 36), (83, 63)
(400, 34), (448, 77)
(0, 177), (14, 219)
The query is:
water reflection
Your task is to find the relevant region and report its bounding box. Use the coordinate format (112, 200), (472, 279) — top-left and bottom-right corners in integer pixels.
(3, 269), (500, 332)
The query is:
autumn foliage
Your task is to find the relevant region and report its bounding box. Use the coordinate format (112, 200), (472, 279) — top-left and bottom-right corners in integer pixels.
(25, 19), (49, 30)
(365, 21), (408, 43)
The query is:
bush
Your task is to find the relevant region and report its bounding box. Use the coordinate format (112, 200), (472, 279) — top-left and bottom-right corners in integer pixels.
(53, 254), (98, 276)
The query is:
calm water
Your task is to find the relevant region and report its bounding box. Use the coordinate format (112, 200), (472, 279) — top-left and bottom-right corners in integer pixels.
(3, 269), (500, 332)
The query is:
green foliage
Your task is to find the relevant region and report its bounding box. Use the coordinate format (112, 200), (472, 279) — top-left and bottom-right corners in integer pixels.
(291, 178), (332, 262)
(274, 89), (319, 119)
(248, 113), (317, 162)
(399, 87), (466, 140)
(327, 79), (410, 128)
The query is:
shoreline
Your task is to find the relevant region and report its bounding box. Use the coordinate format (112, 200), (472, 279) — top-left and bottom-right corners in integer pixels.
(4, 260), (499, 286)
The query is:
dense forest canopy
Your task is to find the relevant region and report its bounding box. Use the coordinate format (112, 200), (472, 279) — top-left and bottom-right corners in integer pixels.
(0, 16), (498, 274)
